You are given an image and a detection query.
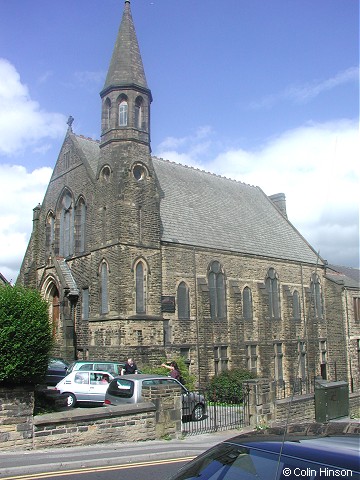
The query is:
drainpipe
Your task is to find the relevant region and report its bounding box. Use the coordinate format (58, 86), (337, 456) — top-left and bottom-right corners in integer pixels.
(193, 247), (201, 387)
(343, 287), (353, 392)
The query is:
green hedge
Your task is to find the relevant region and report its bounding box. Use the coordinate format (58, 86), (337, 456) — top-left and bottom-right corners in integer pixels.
(0, 285), (53, 385)
(206, 368), (256, 403)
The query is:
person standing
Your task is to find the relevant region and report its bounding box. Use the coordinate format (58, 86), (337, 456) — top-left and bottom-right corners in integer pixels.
(121, 358), (138, 375)
(161, 361), (181, 381)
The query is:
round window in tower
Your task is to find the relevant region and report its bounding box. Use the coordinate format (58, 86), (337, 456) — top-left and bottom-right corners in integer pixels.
(132, 164), (147, 181)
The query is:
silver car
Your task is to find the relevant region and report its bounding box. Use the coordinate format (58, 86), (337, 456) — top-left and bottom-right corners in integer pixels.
(104, 374), (206, 420)
(55, 370), (114, 407)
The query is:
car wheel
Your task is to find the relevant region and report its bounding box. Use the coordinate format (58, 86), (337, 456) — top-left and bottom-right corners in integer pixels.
(64, 393), (77, 408)
(192, 404), (205, 421)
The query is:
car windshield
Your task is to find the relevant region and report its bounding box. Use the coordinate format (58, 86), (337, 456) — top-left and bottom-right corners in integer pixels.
(49, 359), (67, 368)
(169, 442), (360, 480)
(170, 444), (283, 480)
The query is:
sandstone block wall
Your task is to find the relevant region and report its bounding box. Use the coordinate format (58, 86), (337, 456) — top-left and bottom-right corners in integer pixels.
(0, 386), (34, 451)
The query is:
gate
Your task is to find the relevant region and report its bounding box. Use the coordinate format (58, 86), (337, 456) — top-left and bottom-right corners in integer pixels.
(182, 383), (251, 435)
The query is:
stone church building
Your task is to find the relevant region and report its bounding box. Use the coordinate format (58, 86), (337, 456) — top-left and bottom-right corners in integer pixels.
(18, 1), (359, 389)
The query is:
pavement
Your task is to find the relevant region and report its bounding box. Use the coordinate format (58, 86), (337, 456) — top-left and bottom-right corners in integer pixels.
(0, 427), (254, 478)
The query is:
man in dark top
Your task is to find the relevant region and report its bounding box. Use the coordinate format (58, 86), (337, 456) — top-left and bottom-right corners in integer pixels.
(121, 358), (138, 375)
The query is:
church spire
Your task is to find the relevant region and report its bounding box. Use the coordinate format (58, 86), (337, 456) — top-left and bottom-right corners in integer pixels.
(102, 0), (149, 92)
(100, 0), (152, 149)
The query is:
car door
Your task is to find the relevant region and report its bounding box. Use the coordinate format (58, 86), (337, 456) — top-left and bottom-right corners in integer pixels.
(73, 371), (91, 401)
(88, 372), (112, 403)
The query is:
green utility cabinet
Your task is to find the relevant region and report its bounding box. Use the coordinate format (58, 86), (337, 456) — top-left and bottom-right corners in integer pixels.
(315, 380), (349, 422)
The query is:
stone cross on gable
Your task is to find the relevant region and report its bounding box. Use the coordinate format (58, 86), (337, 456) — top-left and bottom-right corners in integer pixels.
(67, 116), (74, 129)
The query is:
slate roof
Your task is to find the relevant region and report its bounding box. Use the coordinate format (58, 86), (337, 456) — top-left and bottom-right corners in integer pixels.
(73, 135), (100, 175)
(153, 157), (321, 265)
(57, 259), (80, 297)
(74, 134), (321, 265)
(326, 265), (360, 288)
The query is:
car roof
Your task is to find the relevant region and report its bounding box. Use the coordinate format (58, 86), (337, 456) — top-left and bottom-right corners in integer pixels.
(71, 370), (114, 375)
(112, 374), (170, 380)
(70, 360), (123, 364)
(223, 433), (360, 471)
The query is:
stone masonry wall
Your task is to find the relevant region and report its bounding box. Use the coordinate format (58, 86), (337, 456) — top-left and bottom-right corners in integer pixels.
(33, 403), (156, 449)
(349, 391), (360, 419)
(274, 395), (315, 425)
(0, 386), (34, 451)
(0, 383), (182, 451)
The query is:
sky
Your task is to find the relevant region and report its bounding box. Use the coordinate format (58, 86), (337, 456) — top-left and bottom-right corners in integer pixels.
(0, 0), (359, 283)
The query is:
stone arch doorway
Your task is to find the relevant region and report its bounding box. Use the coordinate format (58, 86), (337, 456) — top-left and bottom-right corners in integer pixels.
(45, 281), (61, 341)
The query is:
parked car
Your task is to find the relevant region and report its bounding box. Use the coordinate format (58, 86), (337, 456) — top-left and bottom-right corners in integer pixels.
(66, 360), (125, 376)
(45, 358), (69, 386)
(55, 370), (114, 407)
(104, 374), (206, 420)
(167, 432), (360, 479)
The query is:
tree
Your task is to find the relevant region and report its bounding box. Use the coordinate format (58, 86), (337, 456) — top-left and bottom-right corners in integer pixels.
(0, 285), (53, 385)
(207, 368), (256, 403)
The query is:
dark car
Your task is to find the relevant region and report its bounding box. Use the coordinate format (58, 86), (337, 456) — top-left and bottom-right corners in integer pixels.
(167, 432), (360, 479)
(45, 358), (69, 386)
(104, 374), (206, 420)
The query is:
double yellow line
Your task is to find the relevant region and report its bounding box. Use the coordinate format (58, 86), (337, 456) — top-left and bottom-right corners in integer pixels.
(1, 456), (195, 480)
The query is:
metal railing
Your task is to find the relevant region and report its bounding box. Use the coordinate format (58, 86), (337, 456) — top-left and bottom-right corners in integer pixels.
(274, 378), (314, 399)
(182, 385), (251, 436)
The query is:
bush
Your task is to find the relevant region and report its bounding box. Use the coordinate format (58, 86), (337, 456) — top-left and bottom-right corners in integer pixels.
(141, 356), (196, 390)
(0, 285), (53, 385)
(206, 368), (256, 403)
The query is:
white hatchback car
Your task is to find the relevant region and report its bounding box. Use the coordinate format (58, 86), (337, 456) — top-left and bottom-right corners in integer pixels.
(55, 370), (114, 407)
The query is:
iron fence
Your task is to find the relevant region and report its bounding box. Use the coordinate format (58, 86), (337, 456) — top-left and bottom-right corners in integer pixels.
(182, 384), (251, 436)
(274, 378), (315, 399)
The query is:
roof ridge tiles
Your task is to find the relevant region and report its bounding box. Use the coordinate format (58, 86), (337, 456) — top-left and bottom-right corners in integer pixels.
(75, 134), (100, 143)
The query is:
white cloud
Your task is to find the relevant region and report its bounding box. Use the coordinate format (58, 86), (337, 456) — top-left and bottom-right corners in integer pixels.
(0, 164), (52, 283)
(73, 70), (105, 92)
(155, 119), (360, 268)
(0, 58), (66, 156)
(251, 66), (359, 108)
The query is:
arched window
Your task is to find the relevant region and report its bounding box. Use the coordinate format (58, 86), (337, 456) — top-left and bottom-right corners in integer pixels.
(243, 287), (253, 320)
(293, 289), (301, 320)
(311, 273), (323, 318)
(100, 261), (109, 314)
(135, 261), (146, 314)
(135, 97), (143, 129)
(75, 197), (86, 253)
(266, 268), (280, 319)
(208, 261), (226, 319)
(119, 99), (128, 126)
(177, 281), (190, 319)
(46, 211), (55, 250)
(59, 190), (74, 257)
(105, 98), (111, 130)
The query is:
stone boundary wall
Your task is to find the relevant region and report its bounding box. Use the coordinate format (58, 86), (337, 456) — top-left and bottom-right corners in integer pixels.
(256, 421), (360, 437)
(245, 379), (360, 428)
(33, 403), (157, 449)
(349, 391), (360, 418)
(0, 386), (34, 451)
(0, 383), (182, 451)
(274, 394), (315, 425)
